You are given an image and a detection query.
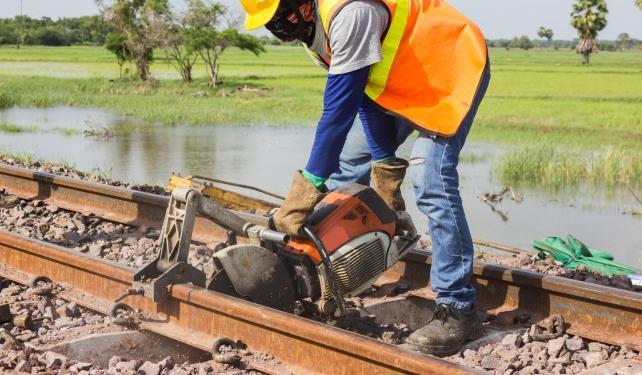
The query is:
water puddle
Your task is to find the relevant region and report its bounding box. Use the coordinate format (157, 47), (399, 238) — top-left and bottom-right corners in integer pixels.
(0, 106), (640, 267)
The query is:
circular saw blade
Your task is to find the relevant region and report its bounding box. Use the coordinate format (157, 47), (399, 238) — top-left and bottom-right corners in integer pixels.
(207, 245), (296, 313)
(207, 267), (242, 299)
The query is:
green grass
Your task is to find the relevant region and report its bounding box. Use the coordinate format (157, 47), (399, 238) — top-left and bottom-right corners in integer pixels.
(0, 122), (82, 136)
(0, 92), (15, 109)
(0, 151), (77, 177)
(498, 146), (641, 191)
(0, 45), (324, 126)
(0, 151), (36, 165)
(0, 45), (641, 189)
(0, 75), (324, 126)
(0, 123), (36, 133)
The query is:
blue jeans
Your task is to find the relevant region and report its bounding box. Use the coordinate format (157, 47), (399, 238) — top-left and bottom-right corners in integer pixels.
(329, 63), (491, 311)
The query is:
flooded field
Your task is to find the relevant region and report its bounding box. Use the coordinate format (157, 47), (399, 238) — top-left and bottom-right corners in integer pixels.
(1, 106), (640, 268)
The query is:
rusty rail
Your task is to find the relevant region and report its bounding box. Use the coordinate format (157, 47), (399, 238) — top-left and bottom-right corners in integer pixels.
(1, 164), (641, 354)
(0, 231), (471, 374)
(0, 164), (264, 245)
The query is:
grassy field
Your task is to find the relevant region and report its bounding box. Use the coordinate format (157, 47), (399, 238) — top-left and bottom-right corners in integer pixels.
(0, 45), (640, 189)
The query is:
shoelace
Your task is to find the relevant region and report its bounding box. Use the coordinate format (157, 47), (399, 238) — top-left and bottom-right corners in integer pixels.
(429, 305), (451, 326)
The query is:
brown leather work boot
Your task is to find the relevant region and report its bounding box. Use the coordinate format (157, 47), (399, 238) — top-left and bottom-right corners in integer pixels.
(404, 304), (483, 357)
(370, 159), (409, 211)
(273, 171), (326, 238)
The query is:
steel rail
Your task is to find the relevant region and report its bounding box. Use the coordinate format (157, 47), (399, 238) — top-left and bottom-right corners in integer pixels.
(1, 164), (641, 351)
(0, 230), (472, 375)
(0, 164), (257, 245)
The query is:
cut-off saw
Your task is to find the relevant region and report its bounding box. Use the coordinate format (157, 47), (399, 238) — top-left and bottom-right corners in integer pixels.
(130, 175), (419, 317)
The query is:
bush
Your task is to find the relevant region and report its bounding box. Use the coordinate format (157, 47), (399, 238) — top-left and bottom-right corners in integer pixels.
(0, 26), (18, 45)
(33, 28), (69, 46)
(597, 41), (617, 51)
(509, 35), (534, 50)
(0, 16), (110, 46)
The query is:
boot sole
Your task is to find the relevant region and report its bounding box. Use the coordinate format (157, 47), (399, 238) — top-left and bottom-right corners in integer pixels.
(404, 326), (484, 357)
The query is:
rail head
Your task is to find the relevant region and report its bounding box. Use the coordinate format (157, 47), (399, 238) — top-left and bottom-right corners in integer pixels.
(405, 249), (642, 310)
(0, 163), (168, 207)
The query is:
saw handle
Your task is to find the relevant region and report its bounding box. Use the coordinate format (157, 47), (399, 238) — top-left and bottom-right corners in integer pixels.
(258, 228), (290, 244)
(198, 195), (248, 234)
(177, 189), (289, 245)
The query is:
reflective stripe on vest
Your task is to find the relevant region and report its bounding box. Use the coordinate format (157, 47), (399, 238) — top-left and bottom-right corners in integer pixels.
(304, 46), (331, 69)
(366, 0), (403, 99)
(315, 0), (488, 136)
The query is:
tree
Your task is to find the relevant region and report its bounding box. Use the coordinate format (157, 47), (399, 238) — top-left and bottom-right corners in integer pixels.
(165, 31), (198, 83)
(183, 0), (265, 87)
(161, 12), (199, 83)
(636, 0), (642, 10)
(105, 32), (131, 78)
(100, 0), (172, 80)
(537, 27), (554, 47)
(509, 35), (534, 50)
(14, 15), (28, 49)
(616, 33), (632, 51)
(570, 0), (608, 64)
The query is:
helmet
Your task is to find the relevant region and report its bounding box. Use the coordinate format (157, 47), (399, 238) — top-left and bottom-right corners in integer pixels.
(240, 0), (281, 30)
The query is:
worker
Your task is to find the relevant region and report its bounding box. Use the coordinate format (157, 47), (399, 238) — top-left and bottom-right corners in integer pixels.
(240, 0), (490, 356)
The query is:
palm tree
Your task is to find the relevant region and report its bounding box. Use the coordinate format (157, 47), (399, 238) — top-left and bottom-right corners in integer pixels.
(570, 0), (608, 64)
(537, 27), (554, 48)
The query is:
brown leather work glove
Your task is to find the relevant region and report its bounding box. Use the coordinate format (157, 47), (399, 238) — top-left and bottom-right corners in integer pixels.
(273, 170), (326, 239)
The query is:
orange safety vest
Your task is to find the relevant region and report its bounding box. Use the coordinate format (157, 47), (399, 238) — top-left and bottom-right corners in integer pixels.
(309, 0), (488, 136)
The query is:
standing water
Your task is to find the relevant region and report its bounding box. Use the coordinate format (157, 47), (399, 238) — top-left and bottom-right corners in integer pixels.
(1, 106), (640, 268)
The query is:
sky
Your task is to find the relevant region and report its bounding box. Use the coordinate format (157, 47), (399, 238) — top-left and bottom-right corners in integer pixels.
(1, 0), (641, 39)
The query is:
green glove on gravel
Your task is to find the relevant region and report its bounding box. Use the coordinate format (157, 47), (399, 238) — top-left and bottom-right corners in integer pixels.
(532, 235), (637, 277)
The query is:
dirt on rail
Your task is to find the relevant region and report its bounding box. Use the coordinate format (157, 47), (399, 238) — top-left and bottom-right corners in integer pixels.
(0, 156), (166, 195)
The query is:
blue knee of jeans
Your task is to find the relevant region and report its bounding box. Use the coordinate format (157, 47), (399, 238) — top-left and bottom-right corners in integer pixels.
(327, 117), (413, 189)
(327, 119), (373, 189)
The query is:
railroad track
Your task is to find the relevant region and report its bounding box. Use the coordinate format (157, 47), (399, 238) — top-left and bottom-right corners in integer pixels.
(0, 164), (640, 374)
